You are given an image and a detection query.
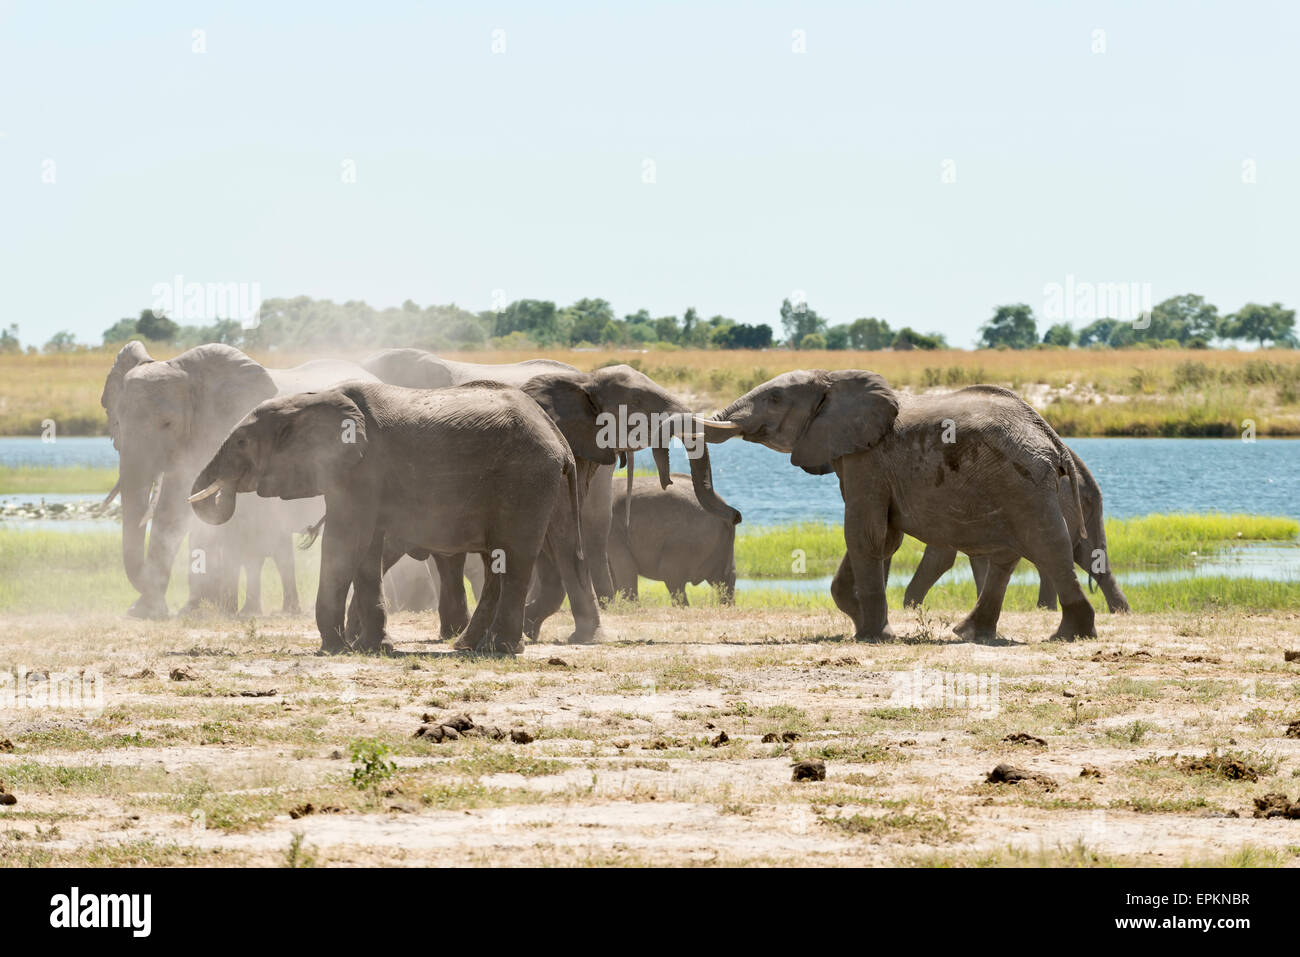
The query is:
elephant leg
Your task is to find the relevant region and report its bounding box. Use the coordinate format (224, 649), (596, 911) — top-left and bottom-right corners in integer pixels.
(433, 553), (470, 638)
(582, 463), (616, 605)
(606, 532), (639, 602)
(904, 544), (957, 608)
(347, 540), (405, 645)
(844, 513), (901, 642)
(464, 553), (485, 601)
(1029, 521), (1097, 641)
(1074, 538), (1131, 614)
(953, 556), (1016, 643)
(522, 553), (566, 641)
(478, 548), (535, 655)
(549, 540), (604, 645)
(239, 556), (265, 617)
(830, 553), (859, 620)
(454, 557), (500, 651)
(316, 506), (375, 654)
(130, 473), (192, 619)
(666, 578), (689, 607)
(273, 534), (301, 615)
(968, 555), (990, 597)
(1035, 565), (1058, 611)
(713, 568), (736, 606)
(352, 531), (390, 653)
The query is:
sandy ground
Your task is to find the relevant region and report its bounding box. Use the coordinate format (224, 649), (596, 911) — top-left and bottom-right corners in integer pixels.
(1, 603), (1299, 867)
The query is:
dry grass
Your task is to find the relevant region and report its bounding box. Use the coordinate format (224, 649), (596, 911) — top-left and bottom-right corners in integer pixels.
(2, 602), (1298, 867)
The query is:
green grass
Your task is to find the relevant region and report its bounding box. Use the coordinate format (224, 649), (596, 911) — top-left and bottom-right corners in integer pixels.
(0, 466), (118, 495)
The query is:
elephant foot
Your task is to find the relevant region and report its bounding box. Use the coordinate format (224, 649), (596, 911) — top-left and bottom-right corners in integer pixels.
(318, 636), (350, 655)
(127, 595), (170, 620)
(1036, 600), (1059, 612)
(522, 620), (543, 642)
(953, 617), (999, 643)
(901, 593), (925, 610)
(281, 601), (302, 616)
(474, 632), (524, 656)
(1050, 599), (1097, 641)
(238, 604), (263, 619)
(566, 626), (607, 646)
(439, 622), (468, 640)
(852, 624), (897, 643)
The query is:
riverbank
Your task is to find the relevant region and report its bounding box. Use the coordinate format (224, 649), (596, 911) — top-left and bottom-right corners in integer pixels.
(4, 347), (1299, 436)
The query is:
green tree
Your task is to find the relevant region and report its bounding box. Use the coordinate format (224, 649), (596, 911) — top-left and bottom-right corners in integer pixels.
(780, 298), (827, 348)
(1227, 302), (1296, 348)
(560, 298), (616, 345)
(799, 332), (827, 350)
(1042, 322), (1075, 347)
(652, 315), (681, 344)
(979, 304), (1038, 349)
(891, 327), (944, 350)
(847, 317), (892, 350)
(136, 309), (179, 343)
(43, 330), (79, 353)
(1077, 318), (1122, 347)
(1149, 294), (1220, 344)
(825, 325), (850, 349)
(715, 323), (773, 349)
(102, 317), (140, 344)
(0, 324), (20, 353)
(494, 299), (559, 345)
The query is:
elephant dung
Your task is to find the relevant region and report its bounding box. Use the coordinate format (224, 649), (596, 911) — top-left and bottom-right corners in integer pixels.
(1285, 720), (1300, 739)
(1252, 793), (1300, 819)
(792, 758), (826, 782)
(985, 763), (1057, 790)
(710, 731), (729, 748)
(0, 781), (15, 806)
(1002, 732), (1047, 747)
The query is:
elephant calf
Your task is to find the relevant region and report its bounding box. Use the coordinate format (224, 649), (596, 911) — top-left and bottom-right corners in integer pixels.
(190, 381), (595, 655)
(608, 473), (740, 606)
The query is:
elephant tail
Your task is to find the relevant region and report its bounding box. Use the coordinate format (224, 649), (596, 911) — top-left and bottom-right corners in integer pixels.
(1061, 450), (1087, 541)
(298, 514), (326, 550)
(565, 458), (584, 564)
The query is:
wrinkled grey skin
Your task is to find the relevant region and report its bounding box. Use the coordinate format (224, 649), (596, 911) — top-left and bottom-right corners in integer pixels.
(705, 372), (1096, 643)
(899, 447), (1131, 614)
(192, 382), (590, 655)
(608, 474), (739, 606)
(362, 349), (739, 644)
(517, 365), (740, 642)
(360, 349), (617, 625)
(101, 342), (376, 619)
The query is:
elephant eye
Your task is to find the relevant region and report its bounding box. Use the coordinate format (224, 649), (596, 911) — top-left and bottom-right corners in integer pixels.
(237, 436), (249, 449)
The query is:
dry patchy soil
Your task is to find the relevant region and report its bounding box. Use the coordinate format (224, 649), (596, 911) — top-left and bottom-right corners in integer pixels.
(1, 605), (1299, 867)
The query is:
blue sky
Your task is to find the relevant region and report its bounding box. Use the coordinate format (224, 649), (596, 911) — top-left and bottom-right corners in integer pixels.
(2, 0), (1297, 347)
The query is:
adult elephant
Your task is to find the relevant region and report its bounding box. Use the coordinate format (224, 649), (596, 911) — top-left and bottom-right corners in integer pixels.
(608, 474), (739, 606)
(360, 349), (618, 616)
(700, 373), (1096, 643)
(514, 365), (740, 642)
(899, 447), (1131, 614)
(190, 382), (590, 655)
(101, 341), (375, 619)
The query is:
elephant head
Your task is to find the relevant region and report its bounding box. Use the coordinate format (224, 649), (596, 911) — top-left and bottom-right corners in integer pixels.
(703, 369), (899, 475)
(522, 365), (740, 526)
(191, 389), (369, 525)
(104, 343), (276, 597)
(360, 348), (456, 389)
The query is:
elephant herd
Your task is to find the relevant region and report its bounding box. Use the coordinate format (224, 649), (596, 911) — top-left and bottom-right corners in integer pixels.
(100, 344), (1128, 654)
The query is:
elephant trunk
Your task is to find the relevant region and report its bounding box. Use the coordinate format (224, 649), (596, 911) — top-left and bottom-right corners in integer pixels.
(189, 455), (238, 526)
(685, 441), (740, 526)
(118, 463), (152, 593)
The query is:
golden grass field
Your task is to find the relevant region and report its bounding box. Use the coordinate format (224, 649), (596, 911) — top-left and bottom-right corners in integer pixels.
(4, 346), (1300, 436)
(1, 603), (1298, 866)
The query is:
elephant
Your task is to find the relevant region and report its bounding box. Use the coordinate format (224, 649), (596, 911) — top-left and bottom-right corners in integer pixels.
(701, 373), (1097, 643)
(514, 365), (741, 642)
(190, 381), (592, 655)
(360, 349), (739, 643)
(899, 447), (1131, 614)
(607, 473), (739, 606)
(360, 349), (619, 626)
(101, 341), (377, 619)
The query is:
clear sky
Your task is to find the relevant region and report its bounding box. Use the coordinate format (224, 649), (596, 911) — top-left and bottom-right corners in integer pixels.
(2, 0), (1297, 348)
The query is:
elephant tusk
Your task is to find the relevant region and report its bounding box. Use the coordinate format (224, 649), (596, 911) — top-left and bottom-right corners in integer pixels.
(694, 416), (739, 430)
(139, 475), (163, 528)
(188, 480), (223, 504)
(99, 477), (121, 510)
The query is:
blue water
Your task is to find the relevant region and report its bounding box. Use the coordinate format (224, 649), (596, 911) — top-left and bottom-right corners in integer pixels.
(2, 436), (1298, 523)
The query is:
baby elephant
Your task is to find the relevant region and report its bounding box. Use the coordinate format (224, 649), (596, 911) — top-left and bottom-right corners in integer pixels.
(608, 473), (740, 606)
(190, 381), (594, 655)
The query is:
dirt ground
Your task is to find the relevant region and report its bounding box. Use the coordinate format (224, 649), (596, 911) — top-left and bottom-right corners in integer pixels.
(1, 603), (1299, 867)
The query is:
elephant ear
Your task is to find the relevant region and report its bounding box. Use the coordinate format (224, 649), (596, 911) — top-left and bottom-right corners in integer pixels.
(101, 341), (154, 449)
(791, 370), (899, 475)
(174, 345), (277, 454)
(522, 374), (617, 465)
(260, 392), (369, 499)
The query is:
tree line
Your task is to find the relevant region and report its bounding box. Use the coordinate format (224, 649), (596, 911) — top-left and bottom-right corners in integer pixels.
(3, 291), (1293, 355)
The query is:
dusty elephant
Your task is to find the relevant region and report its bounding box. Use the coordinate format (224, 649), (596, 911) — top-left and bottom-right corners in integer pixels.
(898, 447), (1131, 614)
(702, 373), (1096, 643)
(100, 341), (376, 619)
(382, 553), (485, 613)
(608, 473), (739, 606)
(190, 381), (592, 655)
